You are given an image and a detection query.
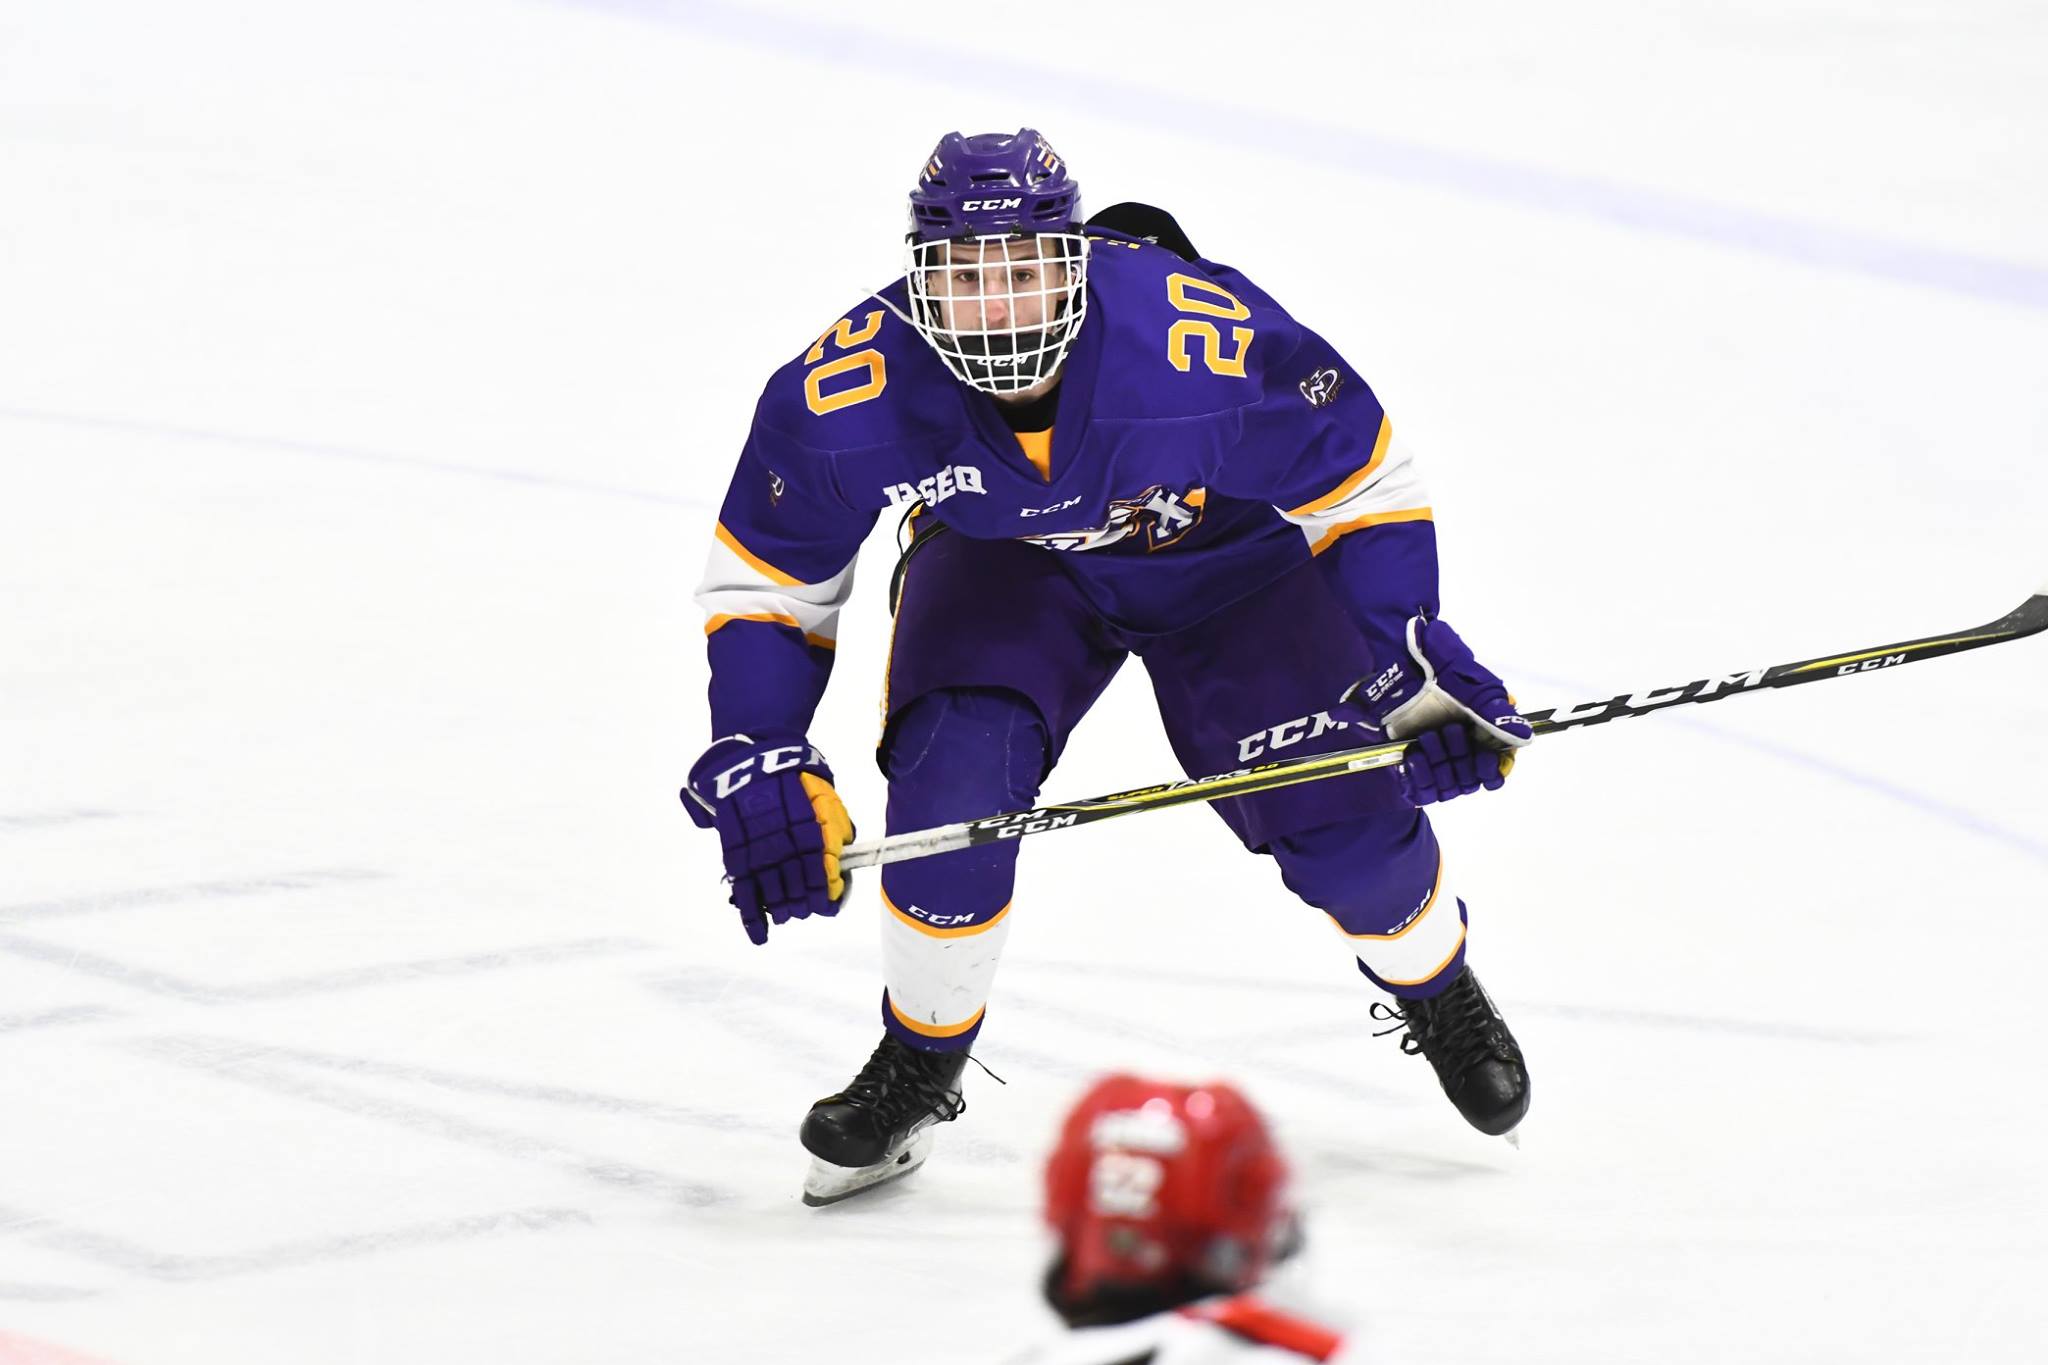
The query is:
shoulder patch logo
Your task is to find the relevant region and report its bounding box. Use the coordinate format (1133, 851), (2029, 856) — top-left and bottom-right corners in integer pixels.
(1299, 366), (1344, 409)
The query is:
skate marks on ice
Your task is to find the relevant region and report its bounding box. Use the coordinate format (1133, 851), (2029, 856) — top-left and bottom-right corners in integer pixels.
(740, 947), (1425, 1119)
(1508, 666), (2048, 869)
(0, 868), (384, 927)
(125, 1033), (733, 1210)
(0, 930), (655, 1005)
(687, 953), (1484, 1192)
(0, 1283), (101, 1305)
(652, 957), (1318, 1121)
(1300, 1141), (1511, 1187)
(0, 871), (750, 1291)
(0, 810), (124, 833)
(785, 944), (1407, 1087)
(642, 968), (888, 1077)
(7, 1027), (759, 1293)
(648, 965), (961, 1071)
(0, 405), (710, 514)
(1016, 957), (1913, 1047)
(932, 969), (1522, 1183)
(990, 979), (1417, 1106)
(0, 1195), (587, 1286)
(211, 938), (659, 1003)
(0, 1006), (124, 1036)
(181, 1033), (792, 1142)
(1516, 999), (1908, 1046)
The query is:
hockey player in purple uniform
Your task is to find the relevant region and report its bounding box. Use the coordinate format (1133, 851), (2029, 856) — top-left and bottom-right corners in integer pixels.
(684, 130), (1534, 1203)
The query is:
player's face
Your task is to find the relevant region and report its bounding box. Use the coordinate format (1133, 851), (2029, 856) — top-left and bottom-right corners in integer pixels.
(926, 236), (1066, 333)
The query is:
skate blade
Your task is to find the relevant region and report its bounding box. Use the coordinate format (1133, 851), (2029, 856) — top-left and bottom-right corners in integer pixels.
(801, 1129), (936, 1207)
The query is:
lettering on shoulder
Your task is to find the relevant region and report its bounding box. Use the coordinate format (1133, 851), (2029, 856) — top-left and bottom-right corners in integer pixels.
(885, 464), (984, 508)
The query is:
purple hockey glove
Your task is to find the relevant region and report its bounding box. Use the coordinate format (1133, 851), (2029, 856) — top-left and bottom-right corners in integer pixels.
(682, 733), (854, 945)
(1338, 614), (1533, 806)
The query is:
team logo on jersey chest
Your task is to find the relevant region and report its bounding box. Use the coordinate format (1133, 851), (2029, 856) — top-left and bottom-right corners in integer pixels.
(1018, 485), (1204, 553)
(884, 464), (985, 508)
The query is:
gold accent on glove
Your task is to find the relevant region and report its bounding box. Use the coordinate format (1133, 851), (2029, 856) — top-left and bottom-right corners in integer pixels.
(800, 772), (854, 901)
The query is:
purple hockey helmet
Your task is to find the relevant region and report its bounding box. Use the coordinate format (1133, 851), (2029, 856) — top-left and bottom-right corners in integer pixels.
(905, 129), (1090, 396)
(908, 128), (1083, 241)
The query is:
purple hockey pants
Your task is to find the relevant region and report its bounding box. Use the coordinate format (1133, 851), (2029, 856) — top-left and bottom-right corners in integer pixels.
(874, 533), (1472, 1051)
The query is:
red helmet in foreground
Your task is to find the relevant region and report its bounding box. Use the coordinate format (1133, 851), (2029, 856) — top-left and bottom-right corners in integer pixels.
(1043, 1074), (1297, 1320)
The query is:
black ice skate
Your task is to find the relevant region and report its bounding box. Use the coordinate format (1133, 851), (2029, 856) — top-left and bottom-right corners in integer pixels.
(799, 1033), (968, 1206)
(1377, 965), (1530, 1137)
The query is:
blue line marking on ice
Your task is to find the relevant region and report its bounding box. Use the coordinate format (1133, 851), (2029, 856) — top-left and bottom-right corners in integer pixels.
(562, 0), (2048, 313)
(1512, 667), (2048, 868)
(0, 406), (712, 511)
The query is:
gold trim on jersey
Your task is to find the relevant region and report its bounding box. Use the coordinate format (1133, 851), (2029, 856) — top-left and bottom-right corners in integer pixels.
(1287, 413), (1394, 517)
(1308, 505), (1434, 556)
(714, 521), (803, 587)
(705, 612), (836, 650)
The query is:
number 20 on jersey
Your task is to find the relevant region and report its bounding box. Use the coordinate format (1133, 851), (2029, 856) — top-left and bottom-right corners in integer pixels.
(803, 310), (887, 415)
(1166, 273), (1253, 377)
(800, 274), (1255, 414)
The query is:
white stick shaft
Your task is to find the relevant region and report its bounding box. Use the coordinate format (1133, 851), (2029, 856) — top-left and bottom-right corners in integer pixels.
(839, 821), (976, 872)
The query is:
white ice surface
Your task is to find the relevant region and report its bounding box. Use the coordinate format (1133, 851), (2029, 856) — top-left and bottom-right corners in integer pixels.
(3, 3), (2046, 1362)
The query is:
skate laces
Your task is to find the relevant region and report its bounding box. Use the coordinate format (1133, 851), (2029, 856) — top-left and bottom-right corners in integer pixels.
(842, 1039), (968, 1126)
(1369, 1000), (1423, 1056)
(843, 1039), (902, 1106)
(1435, 976), (1512, 1068)
(1373, 982), (1512, 1066)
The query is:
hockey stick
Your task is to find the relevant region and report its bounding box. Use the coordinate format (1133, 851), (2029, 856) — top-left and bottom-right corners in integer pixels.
(838, 582), (2048, 871)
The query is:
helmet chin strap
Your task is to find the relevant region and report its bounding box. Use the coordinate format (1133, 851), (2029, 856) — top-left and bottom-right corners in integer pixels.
(951, 326), (1059, 390)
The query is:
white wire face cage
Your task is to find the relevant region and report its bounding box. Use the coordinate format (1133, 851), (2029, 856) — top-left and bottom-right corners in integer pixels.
(904, 232), (1090, 395)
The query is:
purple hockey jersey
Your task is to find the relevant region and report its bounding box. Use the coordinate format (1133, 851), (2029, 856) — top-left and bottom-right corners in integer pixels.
(697, 228), (1439, 740)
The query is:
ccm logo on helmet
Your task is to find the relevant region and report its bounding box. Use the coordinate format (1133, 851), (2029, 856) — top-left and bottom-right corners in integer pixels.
(960, 197), (1024, 211)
